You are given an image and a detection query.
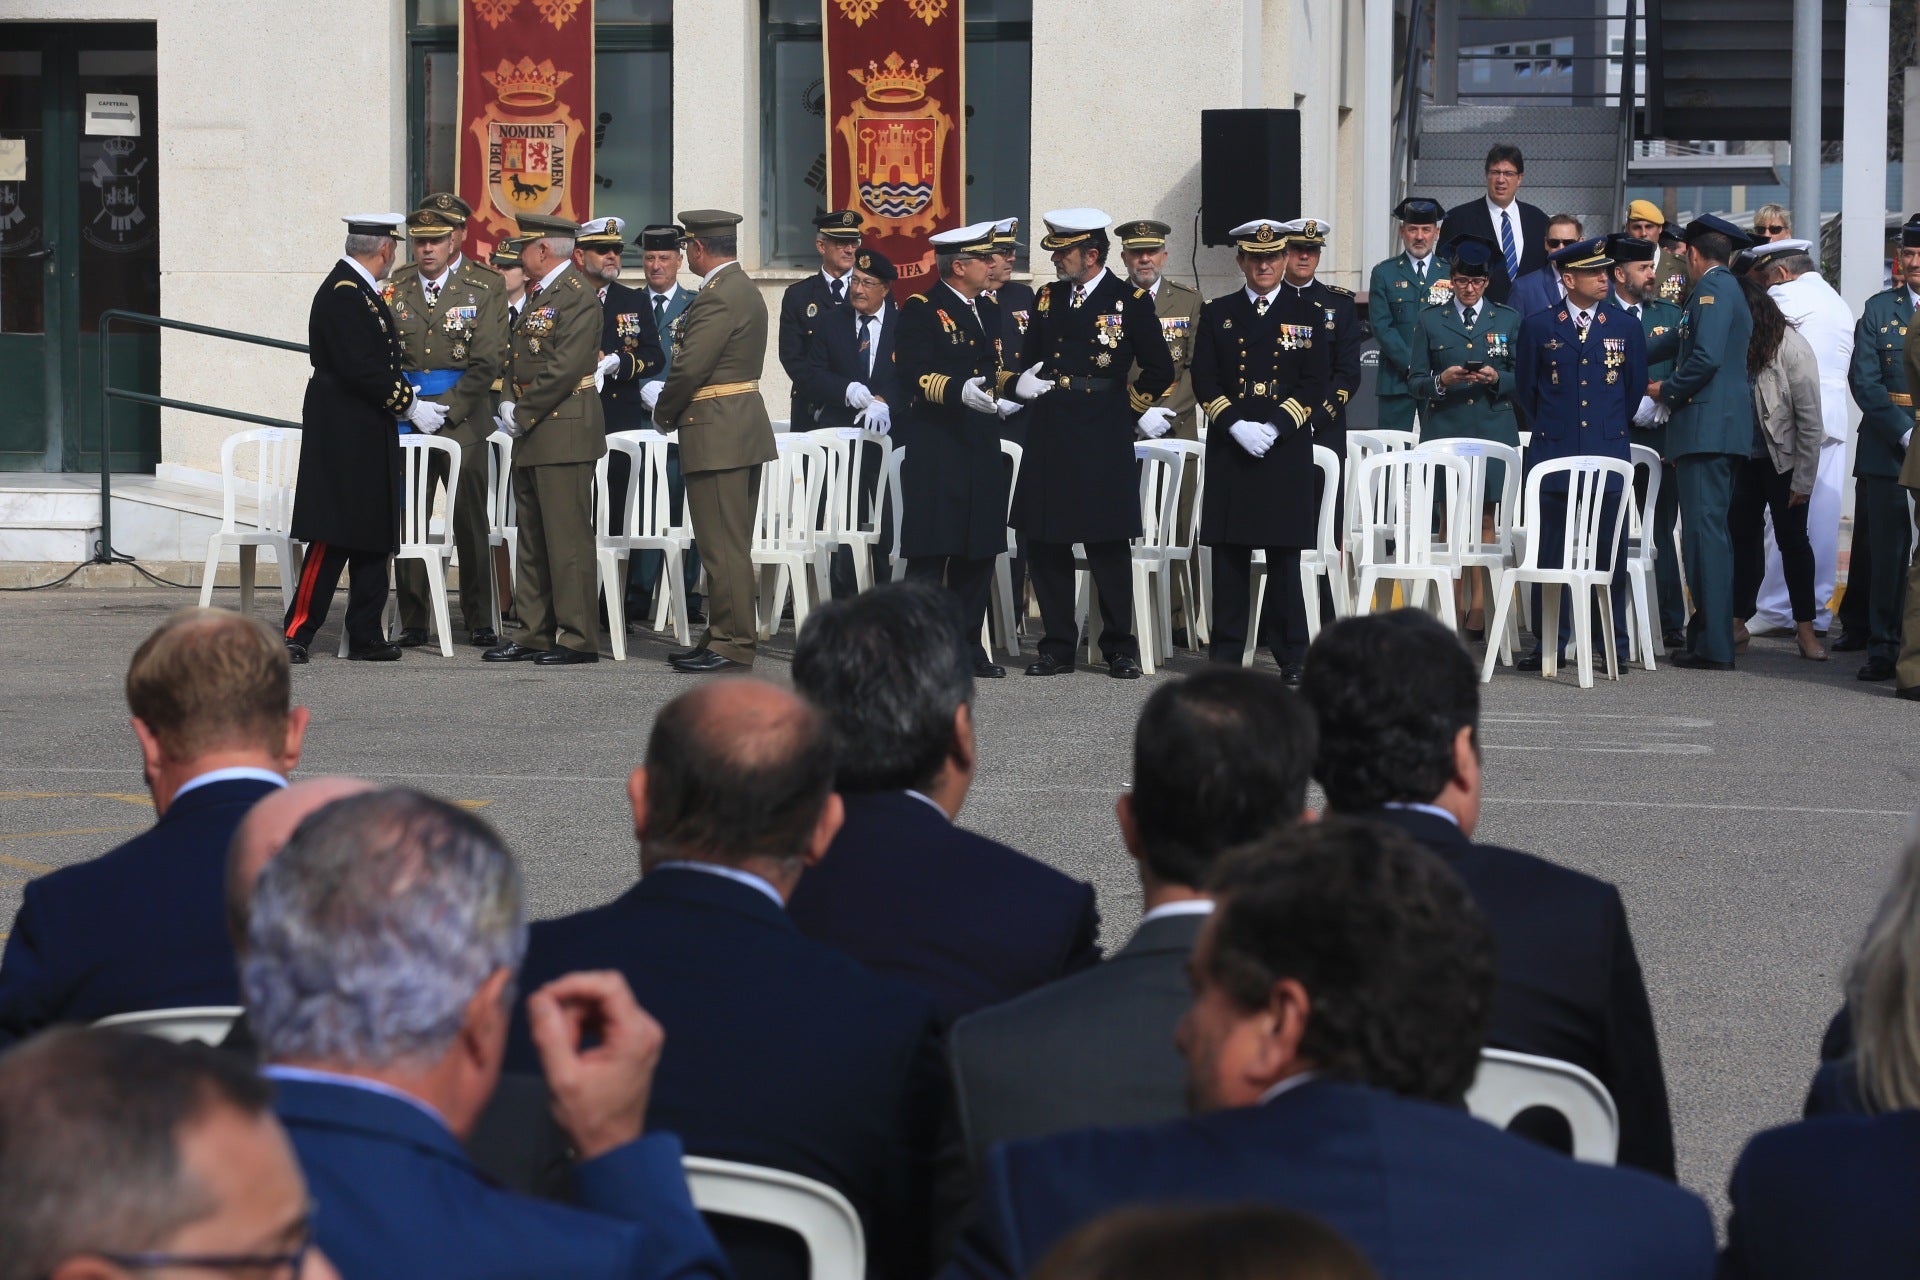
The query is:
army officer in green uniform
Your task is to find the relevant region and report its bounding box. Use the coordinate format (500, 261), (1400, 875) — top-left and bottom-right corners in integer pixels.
(483, 213), (606, 665)
(1369, 196), (1452, 434)
(1607, 231), (1687, 651)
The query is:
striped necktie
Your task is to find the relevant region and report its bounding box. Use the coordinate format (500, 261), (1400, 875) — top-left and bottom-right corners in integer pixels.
(1498, 209), (1519, 281)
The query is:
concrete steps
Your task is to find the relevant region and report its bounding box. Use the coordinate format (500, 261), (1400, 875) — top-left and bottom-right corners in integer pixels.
(0, 473), (276, 577)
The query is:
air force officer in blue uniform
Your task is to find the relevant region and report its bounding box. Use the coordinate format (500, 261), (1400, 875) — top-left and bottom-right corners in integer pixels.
(1513, 238), (1646, 669)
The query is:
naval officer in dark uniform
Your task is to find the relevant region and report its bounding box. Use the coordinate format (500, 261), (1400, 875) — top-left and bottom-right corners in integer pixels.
(779, 209), (863, 426)
(1007, 209), (1176, 679)
(283, 213), (448, 662)
(1279, 218), (1365, 465)
(1191, 217), (1330, 684)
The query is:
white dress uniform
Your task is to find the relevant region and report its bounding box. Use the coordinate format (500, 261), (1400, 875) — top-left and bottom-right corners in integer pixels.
(1753, 259), (1855, 632)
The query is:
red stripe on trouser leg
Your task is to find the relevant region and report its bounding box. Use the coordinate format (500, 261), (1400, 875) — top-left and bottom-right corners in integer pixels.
(285, 541), (328, 639)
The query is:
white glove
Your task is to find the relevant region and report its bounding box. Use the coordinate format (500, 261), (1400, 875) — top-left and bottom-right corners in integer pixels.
(845, 381), (874, 410)
(494, 400), (522, 439)
(592, 351), (621, 392)
(406, 397), (449, 433)
(1904, 428), (1913, 449)
(1138, 405), (1176, 438)
(1652, 403), (1671, 426)
(996, 398), (1024, 419)
(1015, 362), (1054, 400)
(855, 400), (892, 436)
(639, 381), (663, 411)
(1229, 421), (1276, 457)
(960, 376), (999, 415)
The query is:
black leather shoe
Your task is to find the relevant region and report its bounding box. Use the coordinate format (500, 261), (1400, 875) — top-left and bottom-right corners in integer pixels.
(1661, 630), (1689, 653)
(1673, 652), (1735, 671)
(1279, 662), (1304, 688)
(1515, 650), (1545, 672)
(973, 660), (1007, 679)
(483, 642), (546, 662)
(671, 650), (749, 674)
(1859, 657), (1897, 682)
(1108, 655), (1143, 680)
(468, 628), (499, 648)
(1832, 631), (1870, 652)
(1025, 655), (1075, 676)
(536, 646), (598, 665)
(668, 645), (708, 663)
(285, 641), (309, 665)
(347, 643), (403, 662)
(1897, 684), (1920, 701)
(396, 627), (431, 648)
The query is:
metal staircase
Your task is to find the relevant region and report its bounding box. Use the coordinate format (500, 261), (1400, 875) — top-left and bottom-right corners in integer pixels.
(1414, 105), (1626, 235)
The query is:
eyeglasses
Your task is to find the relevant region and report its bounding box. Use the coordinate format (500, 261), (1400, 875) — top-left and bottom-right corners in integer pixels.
(1758, 225), (1787, 235)
(1485, 168), (1521, 179)
(1545, 238), (1577, 248)
(96, 1241), (312, 1277)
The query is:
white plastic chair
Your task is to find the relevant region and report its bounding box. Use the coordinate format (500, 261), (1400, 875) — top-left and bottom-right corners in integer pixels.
(338, 435), (460, 658)
(199, 427), (303, 615)
(1149, 437), (1206, 656)
(1239, 444), (1348, 666)
(1624, 443), (1664, 670)
(1479, 456), (1636, 688)
(485, 431), (518, 636)
(807, 427), (891, 595)
(988, 438), (1025, 661)
(753, 436), (832, 638)
(1344, 429), (1420, 605)
(95, 1006), (243, 1045)
(886, 445), (908, 583)
(1075, 443), (1185, 673)
(1415, 438), (1525, 665)
(1465, 1048), (1621, 1166)
(1351, 450), (1473, 626)
(594, 432), (695, 659)
(683, 1157), (865, 1280)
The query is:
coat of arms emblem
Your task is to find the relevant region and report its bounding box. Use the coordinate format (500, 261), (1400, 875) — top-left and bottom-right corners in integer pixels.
(473, 57), (584, 224)
(836, 52), (955, 235)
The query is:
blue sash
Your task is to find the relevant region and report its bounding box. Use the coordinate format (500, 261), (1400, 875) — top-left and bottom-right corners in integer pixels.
(397, 369), (464, 433)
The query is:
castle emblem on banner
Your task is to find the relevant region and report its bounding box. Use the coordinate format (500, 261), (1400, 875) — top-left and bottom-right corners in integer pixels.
(836, 52), (954, 235)
(472, 57), (585, 222)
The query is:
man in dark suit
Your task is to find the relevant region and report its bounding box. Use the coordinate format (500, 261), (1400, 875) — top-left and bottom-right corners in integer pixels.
(788, 581), (1099, 1025)
(504, 679), (948, 1280)
(1506, 214), (1584, 319)
(942, 820), (1715, 1280)
(1298, 609), (1675, 1177)
(1443, 144), (1551, 306)
(945, 667), (1315, 1207)
(0, 608), (302, 1048)
(245, 789), (727, 1280)
(1721, 1111), (1920, 1277)
(779, 209), (863, 425)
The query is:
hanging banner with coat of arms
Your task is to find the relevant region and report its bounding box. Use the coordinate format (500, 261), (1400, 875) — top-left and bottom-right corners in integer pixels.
(456, 0), (594, 262)
(825, 0), (964, 298)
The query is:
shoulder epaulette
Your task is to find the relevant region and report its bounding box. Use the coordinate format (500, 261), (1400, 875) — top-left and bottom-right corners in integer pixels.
(389, 263), (419, 280)
(333, 280), (359, 289)
(1323, 284), (1355, 298)
(902, 293), (927, 309)
(467, 259), (501, 277)
(1132, 286), (1147, 300)
(564, 273), (583, 290)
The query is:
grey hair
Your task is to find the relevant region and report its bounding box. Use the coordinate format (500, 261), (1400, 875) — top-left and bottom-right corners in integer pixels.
(1849, 813), (1920, 1112)
(344, 232), (389, 257)
(694, 232), (737, 258)
(1771, 251), (1816, 278)
(937, 249), (965, 280)
(243, 788), (527, 1069)
(535, 234), (576, 258)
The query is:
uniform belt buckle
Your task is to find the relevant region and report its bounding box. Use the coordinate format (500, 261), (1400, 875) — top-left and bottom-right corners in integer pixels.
(1251, 381), (1271, 397)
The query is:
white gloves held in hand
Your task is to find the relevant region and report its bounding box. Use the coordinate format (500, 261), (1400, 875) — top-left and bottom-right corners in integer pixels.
(996, 398), (1024, 419)
(845, 381), (875, 410)
(1015, 362), (1054, 400)
(855, 400), (892, 436)
(494, 400), (523, 439)
(592, 351), (622, 392)
(1137, 406), (1176, 438)
(639, 381), (662, 412)
(960, 376), (1000, 415)
(407, 397), (449, 434)
(1632, 396), (1658, 428)
(1229, 420), (1280, 457)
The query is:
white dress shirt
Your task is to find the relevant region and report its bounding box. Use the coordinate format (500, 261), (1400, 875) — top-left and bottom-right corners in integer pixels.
(649, 859), (784, 909)
(171, 765), (286, 804)
(853, 307), (887, 379)
(1138, 899), (1215, 926)
(700, 258), (739, 288)
(341, 254), (380, 291)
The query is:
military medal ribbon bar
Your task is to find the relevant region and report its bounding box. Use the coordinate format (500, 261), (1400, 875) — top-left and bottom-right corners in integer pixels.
(826, 0), (966, 300)
(457, 0), (596, 262)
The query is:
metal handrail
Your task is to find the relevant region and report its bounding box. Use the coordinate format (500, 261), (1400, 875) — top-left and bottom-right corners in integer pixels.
(1613, 0), (1640, 225)
(96, 309), (307, 566)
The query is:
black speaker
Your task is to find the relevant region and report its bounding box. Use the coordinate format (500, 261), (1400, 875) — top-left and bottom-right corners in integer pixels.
(1200, 109), (1302, 246)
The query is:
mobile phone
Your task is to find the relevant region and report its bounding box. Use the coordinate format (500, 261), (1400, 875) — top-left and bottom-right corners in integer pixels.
(1463, 361), (1486, 374)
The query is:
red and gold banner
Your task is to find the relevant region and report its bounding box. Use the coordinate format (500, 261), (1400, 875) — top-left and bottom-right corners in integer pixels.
(825, 0), (965, 298)
(456, 0), (595, 262)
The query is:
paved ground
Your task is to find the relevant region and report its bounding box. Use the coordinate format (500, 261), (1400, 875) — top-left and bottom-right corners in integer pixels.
(1, 586), (1916, 1224)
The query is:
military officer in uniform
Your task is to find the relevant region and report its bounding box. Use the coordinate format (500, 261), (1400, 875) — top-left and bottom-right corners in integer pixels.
(1278, 218), (1364, 465)
(984, 217), (1037, 370)
(654, 210), (778, 673)
(1607, 231), (1688, 652)
(1839, 217), (1920, 680)
(482, 213), (606, 666)
(633, 224), (704, 623)
(779, 209), (862, 426)
(284, 214), (448, 662)
(1513, 237), (1648, 669)
(1408, 236), (1520, 631)
(1191, 218), (1329, 684)
(1369, 196), (1451, 434)
(382, 205), (509, 648)
(1654, 214), (1756, 670)
(1894, 404), (1920, 700)
(896, 225), (1016, 676)
(1007, 209), (1176, 679)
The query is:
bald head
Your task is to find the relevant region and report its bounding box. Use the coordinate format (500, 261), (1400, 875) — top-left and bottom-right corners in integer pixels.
(226, 777), (375, 944)
(632, 679), (841, 892)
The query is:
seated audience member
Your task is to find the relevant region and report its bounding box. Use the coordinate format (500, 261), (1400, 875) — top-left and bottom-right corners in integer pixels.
(1029, 1204), (1378, 1280)
(1722, 819), (1920, 1278)
(946, 668), (1315, 1183)
(0, 1026), (341, 1280)
(504, 680), (947, 1280)
(0, 608), (305, 1046)
(1298, 609), (1675, 1177)
(243, 788), (726, 1280)
(942, 820), (1715, 1280)
(788, 581), (1100, 1023)
(224, 776), (375, 954)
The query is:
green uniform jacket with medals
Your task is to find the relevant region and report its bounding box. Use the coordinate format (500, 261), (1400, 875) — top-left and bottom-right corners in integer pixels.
(384, 257), (509, 447)
(1368, 253), (1452, 400)
(1854, 286), (1916, 479)
(654, 260), (777, 476)
(1661, 264), (1754, 460)
(1624, 295), (1683, 455)
(1407, 299), (1520, 453)
(1654, 249), (1690, 308)
(505, 264), (606, 467)
(1132, 277), (1202, 419)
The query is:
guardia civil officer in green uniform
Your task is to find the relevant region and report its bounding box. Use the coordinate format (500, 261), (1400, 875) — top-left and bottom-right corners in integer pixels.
(482, 213), (606, 665)
(1841, 217), (1920, 680)
(1606, 230), (1688, 651)
(1653, 213), (1756, 669)
(384, 205), (509, 648)
(1369, 196), (1452, 434)
(653, 210), (778, 674)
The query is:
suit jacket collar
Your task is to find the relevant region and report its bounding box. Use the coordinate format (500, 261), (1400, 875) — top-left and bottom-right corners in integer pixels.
(271, 1075), (470, 1168)
(627, 864), (795, 930)
(938, 283), (988, 340)
(1117, 909), (1208, 960)
(159, 775), (283, 825)
(841, 789), (949, 830)
(1356, 805), (1472, 857)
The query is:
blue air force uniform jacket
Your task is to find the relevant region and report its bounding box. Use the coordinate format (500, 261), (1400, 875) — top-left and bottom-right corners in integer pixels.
(1515, 300), (1647, 486)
